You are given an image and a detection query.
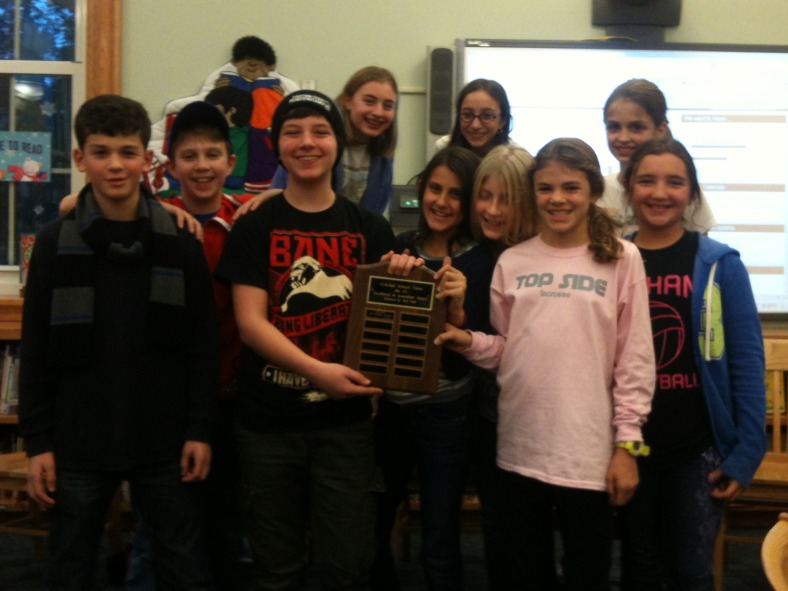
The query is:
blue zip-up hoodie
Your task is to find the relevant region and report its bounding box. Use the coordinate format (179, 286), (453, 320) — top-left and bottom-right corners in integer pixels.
(691, 234), (766, 487)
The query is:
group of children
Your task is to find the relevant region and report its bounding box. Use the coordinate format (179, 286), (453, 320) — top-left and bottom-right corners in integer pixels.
(17, 60), (765, 591)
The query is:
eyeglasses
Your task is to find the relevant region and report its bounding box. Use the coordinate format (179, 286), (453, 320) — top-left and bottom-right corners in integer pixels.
(459, 111), (500, 124)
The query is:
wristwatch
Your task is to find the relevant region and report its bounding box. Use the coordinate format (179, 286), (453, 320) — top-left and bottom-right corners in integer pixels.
(615, 440), (651, 457)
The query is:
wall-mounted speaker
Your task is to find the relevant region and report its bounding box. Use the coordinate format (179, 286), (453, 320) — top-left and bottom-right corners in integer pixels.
(592, 0), (681, 27)
(427, 47), (454, 137)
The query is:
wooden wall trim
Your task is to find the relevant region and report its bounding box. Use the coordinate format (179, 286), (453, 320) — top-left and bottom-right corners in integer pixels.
(86, 0), (121, 97)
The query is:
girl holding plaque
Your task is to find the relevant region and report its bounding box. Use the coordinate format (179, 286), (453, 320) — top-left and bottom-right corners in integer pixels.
(372, 146), (493, 591)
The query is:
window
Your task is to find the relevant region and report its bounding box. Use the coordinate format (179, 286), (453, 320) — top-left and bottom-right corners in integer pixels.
(0, 0), (84, 279)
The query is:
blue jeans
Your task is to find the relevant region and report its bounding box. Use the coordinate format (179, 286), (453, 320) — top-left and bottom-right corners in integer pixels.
(236, 420), (376, 591)
(124, 503), (156, 591)
(46, 460), (211, 591)
(201, 401), (253, 590)
(372, 395), (471, 591)
(126, 404), (252, 591)
(619, 448), (724, 591)
(471, 415), (510, 591)
(495, 469), (613, 591)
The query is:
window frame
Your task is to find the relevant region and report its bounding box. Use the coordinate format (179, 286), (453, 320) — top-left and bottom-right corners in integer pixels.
(85, 0), (120, 98)
(0, 0), (120, 292)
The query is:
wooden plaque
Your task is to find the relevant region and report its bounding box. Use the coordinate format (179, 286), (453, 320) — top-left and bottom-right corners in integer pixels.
(343, 262), (446, 395)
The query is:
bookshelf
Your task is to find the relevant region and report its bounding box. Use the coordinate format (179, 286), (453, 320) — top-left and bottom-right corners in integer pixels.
(0, 297), (22, 341)
(0, 297), (22, 448)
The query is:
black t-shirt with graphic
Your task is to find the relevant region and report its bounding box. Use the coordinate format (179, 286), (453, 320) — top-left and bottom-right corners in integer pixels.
(216, 193), (395, 432)
(637, 230), (713, 470)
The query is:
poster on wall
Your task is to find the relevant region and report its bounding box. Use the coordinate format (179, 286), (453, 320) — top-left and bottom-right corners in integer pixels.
(0, 132), (51, 183)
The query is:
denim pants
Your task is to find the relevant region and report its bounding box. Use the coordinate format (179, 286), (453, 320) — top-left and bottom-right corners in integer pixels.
(619, 448), (724, 591)
(471, 415), (510, 591)
(124, 503), (156, 591)
(126, 404), (252, 591)
(495, 469), (613, 591)
(371, 395), (471, 591)
(46, 460), (211, 591)
(235, 420), (376, 591)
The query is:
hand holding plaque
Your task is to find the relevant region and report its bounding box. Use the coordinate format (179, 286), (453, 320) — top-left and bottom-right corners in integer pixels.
(343, 261), (446, 395)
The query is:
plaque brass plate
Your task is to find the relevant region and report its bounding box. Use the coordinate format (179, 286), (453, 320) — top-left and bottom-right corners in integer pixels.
(343, 262), (446, 395)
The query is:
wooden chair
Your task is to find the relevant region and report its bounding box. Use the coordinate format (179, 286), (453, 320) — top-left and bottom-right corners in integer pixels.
(0, 451), (48, 557)
(762, 512), (788, 591)
(714, 338), (788, 590)
(0, 451), (131, 559)
(390, 480), (482, 563)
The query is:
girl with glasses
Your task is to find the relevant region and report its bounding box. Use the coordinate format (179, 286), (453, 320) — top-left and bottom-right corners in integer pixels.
(434, 79), (518, 158)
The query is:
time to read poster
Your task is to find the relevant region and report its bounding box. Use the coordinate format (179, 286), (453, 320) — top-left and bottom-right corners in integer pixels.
(0, 132), (51, 183)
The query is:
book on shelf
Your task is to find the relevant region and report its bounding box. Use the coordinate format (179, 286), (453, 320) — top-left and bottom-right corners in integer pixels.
(0, 432), (22, 454)
(5, 348), (19, 414)
(20, 233), (36, 287)
(0, 344), (19, 415)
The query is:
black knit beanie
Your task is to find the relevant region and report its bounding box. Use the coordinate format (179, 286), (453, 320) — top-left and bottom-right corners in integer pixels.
(271, 90), (345, 166)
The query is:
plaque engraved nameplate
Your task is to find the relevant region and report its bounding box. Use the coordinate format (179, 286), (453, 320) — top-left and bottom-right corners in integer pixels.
(343, 262), (446, 395)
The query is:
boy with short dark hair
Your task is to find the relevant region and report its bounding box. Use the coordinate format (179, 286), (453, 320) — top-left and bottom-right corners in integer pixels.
(19, 94), (219, 590)
(215, 90), (396, 589)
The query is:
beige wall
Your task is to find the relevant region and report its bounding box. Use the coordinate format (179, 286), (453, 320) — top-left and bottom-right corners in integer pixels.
(122, 0), (788, 185)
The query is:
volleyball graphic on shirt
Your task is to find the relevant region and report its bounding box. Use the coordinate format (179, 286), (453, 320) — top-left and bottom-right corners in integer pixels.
(650, 300), (684, 370)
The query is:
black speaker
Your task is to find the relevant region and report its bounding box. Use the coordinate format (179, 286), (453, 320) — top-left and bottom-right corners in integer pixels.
(592, 0), (681, 27)
(427, 47), (454, 136)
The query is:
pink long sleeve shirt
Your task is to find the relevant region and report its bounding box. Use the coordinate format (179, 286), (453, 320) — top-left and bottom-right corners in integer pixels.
(465, 235), (655, 491)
